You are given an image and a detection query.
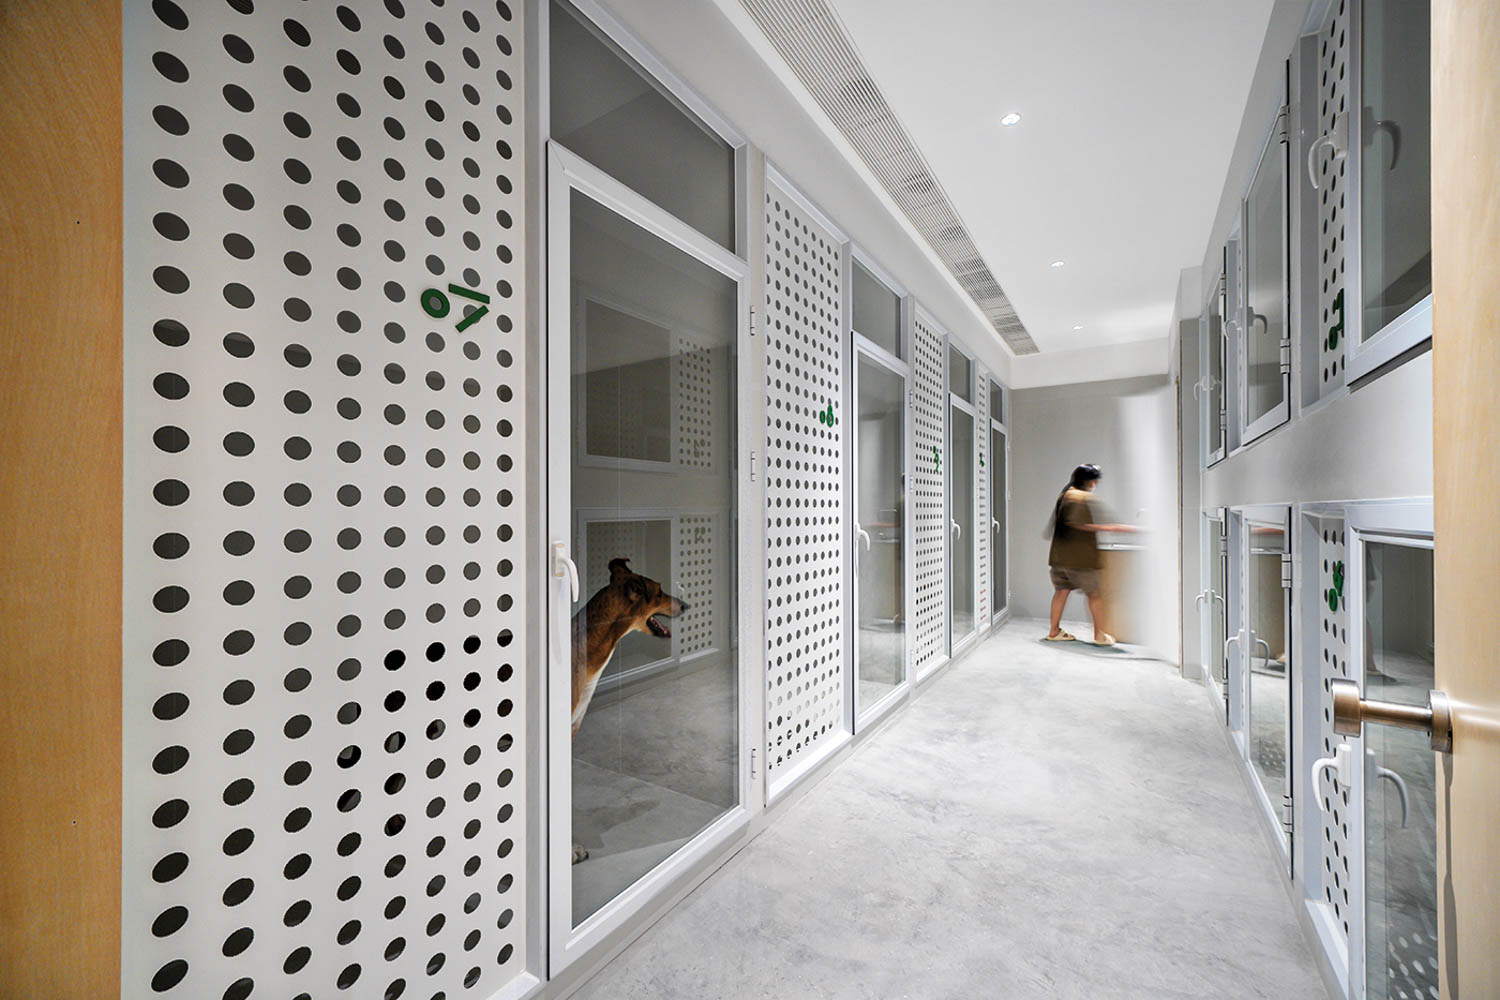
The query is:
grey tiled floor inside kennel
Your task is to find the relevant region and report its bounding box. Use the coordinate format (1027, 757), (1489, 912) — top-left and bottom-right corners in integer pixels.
(573, 619), (1328, 1000)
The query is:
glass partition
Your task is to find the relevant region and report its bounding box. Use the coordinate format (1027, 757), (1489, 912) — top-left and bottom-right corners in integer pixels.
(854, 354), (906, 716)
(1359, 0), (1431, 342)
(1362, 541), (1437, 1000)
(949, 401), (975, 646)
(1246, 522), (1290, 815)
(948, 345), (972, 402)
(565, 189), (739, 926)
(1243, 129), (1288, 436)
(851, 259), (901, 361)
(990, 422), (1007, 619)
(1206, 514), (1228, 691)
(550, 0), (736, 250)
(1205, 271), (1226, 464)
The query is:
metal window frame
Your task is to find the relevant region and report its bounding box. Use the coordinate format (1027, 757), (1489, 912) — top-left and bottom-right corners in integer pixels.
(1238, 73), (1294, 447)
(1202, 256), (1229, 467)
(1342, 0), (1434, 385)
(544, 141), (755, 976)
(1199, 509), (1230, 711)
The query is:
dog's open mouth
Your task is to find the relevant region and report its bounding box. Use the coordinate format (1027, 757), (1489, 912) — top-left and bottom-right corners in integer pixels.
(646, 614), (672, 639)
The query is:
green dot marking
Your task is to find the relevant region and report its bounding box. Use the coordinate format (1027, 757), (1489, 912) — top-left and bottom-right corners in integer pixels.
(421, 288), (451, 319)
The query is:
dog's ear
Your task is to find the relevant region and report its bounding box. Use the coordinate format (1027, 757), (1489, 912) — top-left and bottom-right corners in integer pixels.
(608, 557), (631, 582)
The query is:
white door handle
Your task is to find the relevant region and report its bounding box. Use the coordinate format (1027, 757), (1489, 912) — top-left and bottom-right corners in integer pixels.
(1307, 111), (1349, 190)
(1311, 742), (1352, 800)
(951, 519), (961, 541)
(991, 518), (1000, 534)
(551, 540), (579, 602)
(1366, 748), (1410, 829)
(856, 524), (871, 551)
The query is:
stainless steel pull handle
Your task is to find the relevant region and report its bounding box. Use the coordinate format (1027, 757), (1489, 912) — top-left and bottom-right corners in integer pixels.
(1330, 678), (1453, 753)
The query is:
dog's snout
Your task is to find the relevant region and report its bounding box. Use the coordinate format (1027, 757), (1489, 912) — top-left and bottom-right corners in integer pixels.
(675, 598), (690, 612)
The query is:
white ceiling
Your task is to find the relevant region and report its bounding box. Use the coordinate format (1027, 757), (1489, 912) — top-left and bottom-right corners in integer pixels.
(826, 0), (1274, 354)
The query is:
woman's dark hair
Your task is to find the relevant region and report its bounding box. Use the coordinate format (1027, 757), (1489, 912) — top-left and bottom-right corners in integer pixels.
(1045, 464), (1102, 538)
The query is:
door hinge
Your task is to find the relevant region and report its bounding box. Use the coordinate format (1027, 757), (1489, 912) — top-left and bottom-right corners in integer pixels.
(749, 747), (758, 780)
(1281, 552), (1293, 589)
(1279, 338), (1292, 376)
(1281, 795), (1294, 834)
(1275, 103), (1291, 142)
(749, 449), (757, 482)
(749, 305), (757, 339)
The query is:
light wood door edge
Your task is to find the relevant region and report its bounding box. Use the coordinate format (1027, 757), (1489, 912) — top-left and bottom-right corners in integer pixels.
(1431, 1), (1500, 996)
(0, 2), (123, 997)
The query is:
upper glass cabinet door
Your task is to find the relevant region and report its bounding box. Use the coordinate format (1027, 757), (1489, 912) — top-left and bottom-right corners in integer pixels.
(1204, 267), (1226, 466)
(1349, 0), (1432, 379)
(1242, 115), (1290, 441)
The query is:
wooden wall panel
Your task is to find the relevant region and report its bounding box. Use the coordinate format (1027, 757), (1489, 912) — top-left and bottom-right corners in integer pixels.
(0, 1), (122, 996)
(1431, 1), (1500, 996)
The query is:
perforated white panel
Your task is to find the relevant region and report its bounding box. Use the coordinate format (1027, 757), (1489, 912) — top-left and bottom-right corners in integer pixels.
(1315, 519), (1352, 940)
(674, 334), (718, 472)
(677, 511), (723, 658)
(122, 2), (528, 998)
(763, 180), (846, 780)
(911, 314), (947, 672)
(975, 367), (990, 625)
(1315, 0), (1350, 391)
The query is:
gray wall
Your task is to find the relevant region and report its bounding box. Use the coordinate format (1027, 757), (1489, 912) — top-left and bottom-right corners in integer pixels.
(1011, 374), (1179, 658)
(1178, 319), (1203, 674)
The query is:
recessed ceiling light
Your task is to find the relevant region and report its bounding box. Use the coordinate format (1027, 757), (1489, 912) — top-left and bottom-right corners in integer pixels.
(1050, 260), (1066, 269)
(1072, 325), (1083, 331)
(1000, 112), (1022, 127)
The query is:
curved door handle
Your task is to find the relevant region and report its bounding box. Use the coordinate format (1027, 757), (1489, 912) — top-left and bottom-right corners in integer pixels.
(856, 524), (872, 551)
(951, 519), (961, 541)
(1367, 748), (1410, 829)
(992, 518), (1000, 535)
(1253, 636), (1272, 667)
(551, 541), (580, 602)
(1307, 111), (1350, 190)
(1311, 743), (1352, 800)
(1224, 634), (1241, 660)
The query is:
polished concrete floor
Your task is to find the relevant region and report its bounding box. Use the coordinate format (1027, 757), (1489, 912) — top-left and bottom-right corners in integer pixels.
(574, 618), (1329, 1000)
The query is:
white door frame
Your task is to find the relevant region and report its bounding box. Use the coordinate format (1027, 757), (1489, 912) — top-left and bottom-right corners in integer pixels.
(850, 334), (912, 731)
(545, 141), (754, 974)
(988, 378), (1011, 626)
(1239, 97), (1293, 446)
(947, 339), (980, 657)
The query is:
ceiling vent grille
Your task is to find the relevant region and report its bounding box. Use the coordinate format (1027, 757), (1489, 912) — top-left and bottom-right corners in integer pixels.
(740, 0), (1038, 353)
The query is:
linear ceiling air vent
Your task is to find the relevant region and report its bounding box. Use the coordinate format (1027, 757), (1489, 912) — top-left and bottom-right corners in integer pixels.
(739, 0), (1037, 354)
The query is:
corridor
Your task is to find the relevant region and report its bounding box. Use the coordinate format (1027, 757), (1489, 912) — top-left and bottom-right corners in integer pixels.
(575, 622), (1326, 999)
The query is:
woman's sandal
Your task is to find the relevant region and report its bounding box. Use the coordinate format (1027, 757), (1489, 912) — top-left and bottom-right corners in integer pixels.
(1091, 633), (1117, 646)
(1043, 630), (1076, 641)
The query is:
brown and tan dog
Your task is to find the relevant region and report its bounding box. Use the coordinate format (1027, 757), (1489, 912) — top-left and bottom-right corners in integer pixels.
(570, 557), (686, 864)
(571, 558), (688, 736)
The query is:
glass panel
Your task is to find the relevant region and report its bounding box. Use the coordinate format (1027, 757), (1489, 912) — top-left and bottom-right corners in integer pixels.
(1364, 542), (1437, 1000)
(1207, 282), (1224, 457)
(949, 403), (974, 644)
(551, 1), (736, 250)
(948, 346), (972, 402)
(855, 355), (905, 713)
(568, 190), (738, 926)
(989, 382), (1004, 426)
(1360, 0), (1432, 340)
(851, 260), (901, 360)
(1244, 139), (1287, 427)
(991, 426), (1006, 615)
(1246, 524), (1288, 806)
(1208, 520), (1228, 688)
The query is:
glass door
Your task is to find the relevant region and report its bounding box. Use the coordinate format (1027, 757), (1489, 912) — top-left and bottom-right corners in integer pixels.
(1201, 512), (1229, 708)
(948, 344), (977, 651)
(1347, 512), (1437, 1000)
(1245, 511), (1292, 854)
(547, 146), (748, 967)
(988, 379), (1007, 623)
(852, 350), (907, 724)
(1241, 76), (1291, 444)
(1346, 0), (1432, 381)
(1204, 259), (1227, 466)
